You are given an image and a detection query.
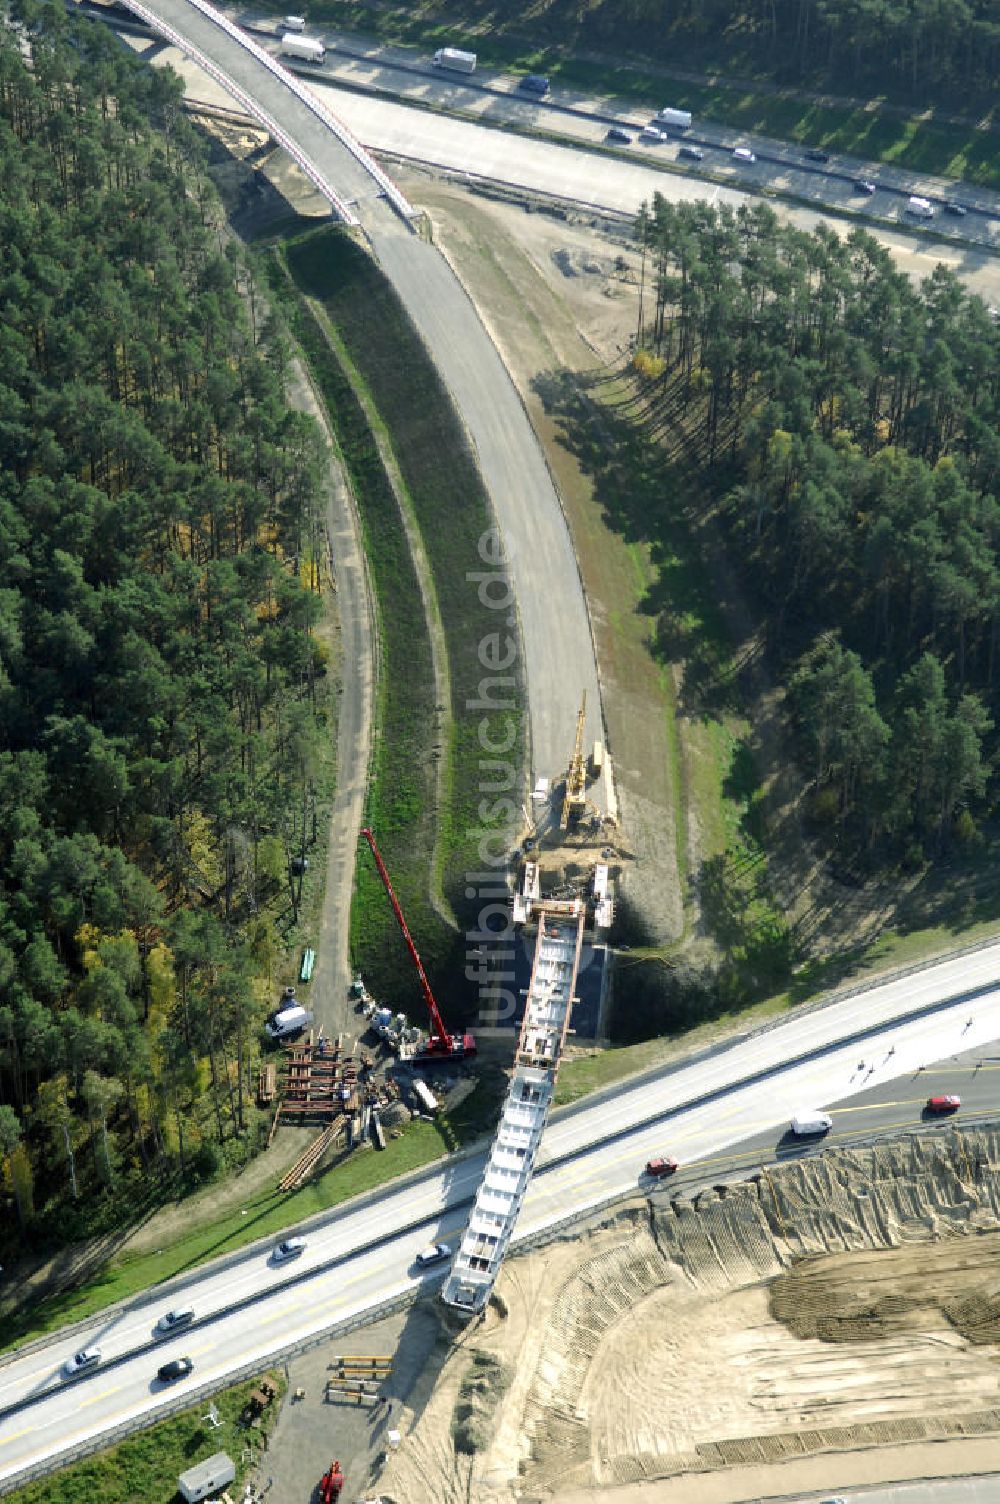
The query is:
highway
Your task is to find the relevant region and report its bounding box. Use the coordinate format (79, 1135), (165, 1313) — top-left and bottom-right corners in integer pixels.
(125, 0), (606, 786)
(3, 937), (1000, 1486)
(236, 15), (1000, 253)
(286, 77), (1000, 305)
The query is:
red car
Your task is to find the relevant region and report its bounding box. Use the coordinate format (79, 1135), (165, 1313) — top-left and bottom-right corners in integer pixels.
(926, 1095), (961, 1114)
(645, 1156), (678, 1177)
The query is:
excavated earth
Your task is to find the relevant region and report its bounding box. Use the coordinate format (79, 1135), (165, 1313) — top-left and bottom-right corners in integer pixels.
(372, 1128), (1000, 1504)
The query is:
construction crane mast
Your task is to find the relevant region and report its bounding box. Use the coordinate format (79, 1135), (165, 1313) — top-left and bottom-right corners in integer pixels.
(561, 691), (589, 828)
(360, 828), (476, 1062)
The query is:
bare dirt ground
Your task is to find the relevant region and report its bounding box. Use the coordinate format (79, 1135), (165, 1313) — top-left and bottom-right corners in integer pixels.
(372, 1129), (1000, 1504)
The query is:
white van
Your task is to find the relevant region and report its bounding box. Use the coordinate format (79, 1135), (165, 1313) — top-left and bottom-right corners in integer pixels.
(790, 1110), (833, 1136)
(265, 1004), (308, 1040)
(732, 146), (756, 163)
(906, 195), (935, 219)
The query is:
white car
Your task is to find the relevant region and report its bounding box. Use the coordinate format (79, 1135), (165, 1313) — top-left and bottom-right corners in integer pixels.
(155, 1307), (194, 1335)
(272, 1236), (306, 1262)
(640, 125), (667, 143)
(63, 1347), (101, 1377)
(416, 1242), (452, 1267)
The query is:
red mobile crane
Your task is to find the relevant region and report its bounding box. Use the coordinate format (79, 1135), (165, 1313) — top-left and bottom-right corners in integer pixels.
(360, 828), (476, 1062)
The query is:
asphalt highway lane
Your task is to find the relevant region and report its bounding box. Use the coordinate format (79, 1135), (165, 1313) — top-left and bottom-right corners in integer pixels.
(4, 938), (1000, 1484)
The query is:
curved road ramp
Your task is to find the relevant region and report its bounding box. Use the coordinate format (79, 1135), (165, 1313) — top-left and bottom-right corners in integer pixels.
(127, 0), (605, 778)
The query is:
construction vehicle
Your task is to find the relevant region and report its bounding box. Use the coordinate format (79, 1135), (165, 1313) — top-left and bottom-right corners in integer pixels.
(319, 1460), (345, 1502)
(360, 829), (476, 1062)
(561, 692), (589, 828)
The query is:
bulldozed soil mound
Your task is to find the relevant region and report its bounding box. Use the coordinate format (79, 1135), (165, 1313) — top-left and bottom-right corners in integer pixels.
(375, 1127), (1000, 1503)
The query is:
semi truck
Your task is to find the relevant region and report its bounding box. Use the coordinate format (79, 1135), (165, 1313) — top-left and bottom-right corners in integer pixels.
(280, 33), (326, 61)
(655, 107), (692, 130)
(433, 47), (477, 73)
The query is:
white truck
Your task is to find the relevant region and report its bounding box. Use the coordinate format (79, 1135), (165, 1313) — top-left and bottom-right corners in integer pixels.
(265, 1003), (312, 1040)
(906, 195), (935, 219)
(433, 46), (477, 73)
(280, 33), (326, 61)
(655, 107), (692, 130)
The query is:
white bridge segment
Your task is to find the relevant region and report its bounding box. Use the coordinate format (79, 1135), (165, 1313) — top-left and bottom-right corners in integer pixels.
(442, 908), (586, 1313)
(119, 0), (416, 225)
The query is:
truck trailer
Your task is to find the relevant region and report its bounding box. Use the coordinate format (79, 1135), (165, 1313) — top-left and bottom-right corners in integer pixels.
(906, 195), (935, 218)
(433, 46), (477, 72)
(655, 107), (692, 130)
(280, 33), (326, 61)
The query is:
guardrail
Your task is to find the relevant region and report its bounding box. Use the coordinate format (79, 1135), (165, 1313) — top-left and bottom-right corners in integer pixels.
(119, 0), (360, 223)
(0, 1288), (413, 1497)
(127, 0), (417, 225)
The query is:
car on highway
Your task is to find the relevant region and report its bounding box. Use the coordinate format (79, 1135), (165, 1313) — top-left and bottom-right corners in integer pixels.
(272, 1236), (306, 1262)
(944, 201), (968, 216)
(732, 146), (756, 162)
(606, 127), (633, 144)
(804, 148), (830, 162)
(640, 125), (667, 143)
(155, 1306), (194, 1335)
(678, 144), (704, 161)
(519, 74), (550, 95)
(157, 1357), (194, 1383)
(854, 178), (877, 194)
(63, 1347), (101, 1378)
(416, 1242), (452, 1267)
(645, 1156), (678, 1177)
(926, 1094), (961, 1113)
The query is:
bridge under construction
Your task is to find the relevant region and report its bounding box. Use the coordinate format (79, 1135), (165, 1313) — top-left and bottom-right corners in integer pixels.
(441, 903), (587, 1313)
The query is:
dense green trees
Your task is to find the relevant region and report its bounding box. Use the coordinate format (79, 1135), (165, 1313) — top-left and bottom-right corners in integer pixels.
(365, 0), (1000, 107)
(0, 12), (331, 1244)
(636, 198), (1000, 858)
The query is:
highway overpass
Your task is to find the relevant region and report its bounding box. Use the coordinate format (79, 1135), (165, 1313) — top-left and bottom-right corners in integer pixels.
(123, 0), (606, 783)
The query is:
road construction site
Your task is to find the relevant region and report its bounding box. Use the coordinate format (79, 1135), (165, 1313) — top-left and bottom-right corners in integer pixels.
(15, 20), (1000, 1504)
(367, 1129), (1000, 1504)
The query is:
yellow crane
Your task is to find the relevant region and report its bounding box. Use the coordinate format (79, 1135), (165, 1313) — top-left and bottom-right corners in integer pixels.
(560, 692), (588, 829)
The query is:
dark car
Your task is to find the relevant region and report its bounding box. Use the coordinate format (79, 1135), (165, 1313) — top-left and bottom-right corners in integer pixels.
(944, 201), (968, 216)
(606, 126), (633, 144)
(157, 1357), (194, 1383)
(854, 178), (877, 195)
(926, 1094), (961, 1114)
(804, 148), (830, 162)
(678, 144), (704, 161)
(645, 1156), (678, 1177)
(520, 74), (550, 95)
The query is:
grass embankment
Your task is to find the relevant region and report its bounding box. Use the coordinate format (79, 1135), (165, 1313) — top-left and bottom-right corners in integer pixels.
(277, 227), (525, 1010)
(0, 1125), (444, 1351)
(6, 1372), (284, 1504)
(269, 237), (443, 1009)
(313, 0), (999, 189)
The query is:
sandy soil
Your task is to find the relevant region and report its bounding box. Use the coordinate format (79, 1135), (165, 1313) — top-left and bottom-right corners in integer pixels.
(373, 1129), (1000, 1503)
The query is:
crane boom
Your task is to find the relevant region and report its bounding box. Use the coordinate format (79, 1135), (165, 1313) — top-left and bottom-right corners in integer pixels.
(360, 828), (475, 1059)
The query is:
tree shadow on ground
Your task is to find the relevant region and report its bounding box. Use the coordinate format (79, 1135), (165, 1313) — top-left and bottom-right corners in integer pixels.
(532, 367), (746, 720)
